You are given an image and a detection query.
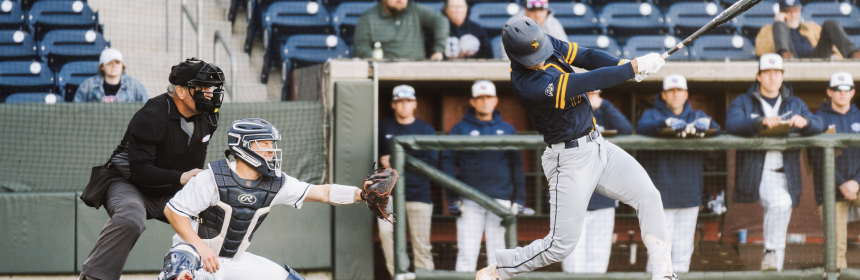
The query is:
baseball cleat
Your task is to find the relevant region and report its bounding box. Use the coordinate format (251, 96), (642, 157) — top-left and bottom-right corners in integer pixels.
(475, 264), (502, 280)
(761, 250), (778, 271)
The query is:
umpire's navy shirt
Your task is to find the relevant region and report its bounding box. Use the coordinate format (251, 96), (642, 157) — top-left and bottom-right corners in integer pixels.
(110, 93), (218, 198)
(510, 35), (635, 144)
(587, 100), (631, 210)
(379, 117), (438, 203)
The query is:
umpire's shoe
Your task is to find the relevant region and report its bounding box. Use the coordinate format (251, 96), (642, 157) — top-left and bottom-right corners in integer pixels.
(475, 264), (502, 280)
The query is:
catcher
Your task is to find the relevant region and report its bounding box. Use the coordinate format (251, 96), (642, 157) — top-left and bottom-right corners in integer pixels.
(156, 118), (396, 280)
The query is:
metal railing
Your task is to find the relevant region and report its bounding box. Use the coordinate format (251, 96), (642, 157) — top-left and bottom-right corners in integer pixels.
(390, 134), (857, 280)
(213, 30), (237, 101)
(179, 0), (202, 61)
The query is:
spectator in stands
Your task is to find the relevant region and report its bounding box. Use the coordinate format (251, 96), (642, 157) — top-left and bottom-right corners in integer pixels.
(74, 48), (148, 103)
(377, 85), (438, 276)
(560, 89), (630, 274)
(726, 53), (824, 271)
(755, 0), (860, 59)
(810, 72), (858, 270)
(443, 0), (492, 59)
(354, 0), (449, 61)
(501, 0), (568, 61)
(636, 75), (722, 273)
(443, 80), (526, 272)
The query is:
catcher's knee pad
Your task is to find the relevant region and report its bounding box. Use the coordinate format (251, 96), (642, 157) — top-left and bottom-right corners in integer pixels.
(284, 264), (306, 280)
(159, 243), (202, 280)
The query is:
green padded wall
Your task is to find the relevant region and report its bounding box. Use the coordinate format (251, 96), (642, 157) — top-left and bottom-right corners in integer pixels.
(0, 192), (76, 273)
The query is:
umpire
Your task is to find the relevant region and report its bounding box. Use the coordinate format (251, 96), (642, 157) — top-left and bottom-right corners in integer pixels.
(78, 58), (225, 280)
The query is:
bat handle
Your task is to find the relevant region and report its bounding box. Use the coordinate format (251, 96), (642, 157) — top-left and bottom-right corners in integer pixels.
(661, 52), (670, 59)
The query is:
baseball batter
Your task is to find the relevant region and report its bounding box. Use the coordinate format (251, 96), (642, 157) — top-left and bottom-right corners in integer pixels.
(476, 17), (677, 280)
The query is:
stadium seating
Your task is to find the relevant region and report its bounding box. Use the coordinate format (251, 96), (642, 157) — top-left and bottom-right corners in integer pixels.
(470, 3), (522, 38)
(735, 1), (778, 40)
(280, 34), (350, 100)
(0, 30), (38, 61)
(552, 2), (602, 35)
(568, 35), (623, 57)
(850, 34), (860, 48)
(0, 0), (25, 30)
(260, 1), (333, 83)
(4, 92), (63, 103)
(27, 0), (101, 41)
(622, 35), (690, 60)
(39, 29), (108, 72)
(57, 60), (97, 102)
(332, 1), (374, 45)
(666, 2), (735, 38)
(491, 35), (503, 59)
(802, 2), (860, 34)
(0, 61), (55, 102)
(599, 3), (669, 38)
(689, 35), (756, 60)
(583, 0), (640, 9)
(653, 0), (712, 9)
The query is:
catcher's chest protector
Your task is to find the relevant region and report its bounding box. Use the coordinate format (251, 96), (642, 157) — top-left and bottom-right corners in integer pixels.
(196, 159), (283, 259)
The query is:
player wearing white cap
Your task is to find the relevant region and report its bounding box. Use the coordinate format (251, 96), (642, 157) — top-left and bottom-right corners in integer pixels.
(74, 48), (148, 103)
(637, 75), (721, 273)
(443, 80), (527, 272)
(810, 72), (858, 270)
(726, 53), (824, 271)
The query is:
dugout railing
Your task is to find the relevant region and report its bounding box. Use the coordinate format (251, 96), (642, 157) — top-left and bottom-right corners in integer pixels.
(389, 134), (860, 280)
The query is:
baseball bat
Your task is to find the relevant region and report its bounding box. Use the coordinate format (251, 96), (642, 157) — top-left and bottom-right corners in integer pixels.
(661, 0), (765, 59)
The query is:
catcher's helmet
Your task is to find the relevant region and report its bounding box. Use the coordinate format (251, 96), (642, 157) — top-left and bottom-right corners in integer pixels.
(158, 243), (201, 280)
(501, 16), (553, 67)
(227, 118), (283, 177)
(169, 57), (226, 114)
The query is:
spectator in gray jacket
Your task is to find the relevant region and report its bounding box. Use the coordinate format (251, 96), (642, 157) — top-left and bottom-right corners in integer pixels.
(74, 48), (148, 103)
(354, 0), (449, 60)
(501, 0), (568, 60)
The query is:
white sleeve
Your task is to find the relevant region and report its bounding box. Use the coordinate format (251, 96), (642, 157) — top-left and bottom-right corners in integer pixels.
(270, 173), (313, 209)
(166, 169), (219, 218)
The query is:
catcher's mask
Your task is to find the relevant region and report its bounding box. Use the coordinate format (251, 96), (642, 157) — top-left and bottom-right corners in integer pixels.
(226, 118), (283, 177)
(169, 57), (226, 115)
(159, 243), (201, 280)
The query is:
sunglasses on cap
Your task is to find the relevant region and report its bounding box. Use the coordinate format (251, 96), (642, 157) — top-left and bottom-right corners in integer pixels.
(830, 85), (855, 92)
(526, 0), (548, 9)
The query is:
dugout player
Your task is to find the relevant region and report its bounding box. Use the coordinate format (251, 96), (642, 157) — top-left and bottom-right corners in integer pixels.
(637, 75), (721, 273)
(157, 118), (374, 280)
(377, 85), (438, 275)
(726, 53), (824, 271)
(560, 89), (630, 274)
(476, 17), (676, 280)
(78, 58), (224, 280)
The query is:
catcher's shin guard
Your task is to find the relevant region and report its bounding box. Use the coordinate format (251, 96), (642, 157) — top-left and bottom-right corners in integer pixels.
(285, 264), (306, 280)
(159, 243), (202, 280)
(644, 234), (679, 280)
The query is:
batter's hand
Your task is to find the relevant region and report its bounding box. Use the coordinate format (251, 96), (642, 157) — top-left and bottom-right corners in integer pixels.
(180, 169), (204, 185)
(635, 53), (665, 75)
(788, 115), (808, 128)
(195, 243), (220, 273)
(430, 52), (444, 61)
(840, 180), (860, 201)
(761, 116), (781, 129)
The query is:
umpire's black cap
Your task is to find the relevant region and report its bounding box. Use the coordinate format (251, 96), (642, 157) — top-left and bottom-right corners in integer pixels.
(168, 57), (223, 87)
(502, 16), (553, 67)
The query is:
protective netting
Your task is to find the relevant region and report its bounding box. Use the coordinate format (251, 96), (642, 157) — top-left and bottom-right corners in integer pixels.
(0, 101), (325, 192)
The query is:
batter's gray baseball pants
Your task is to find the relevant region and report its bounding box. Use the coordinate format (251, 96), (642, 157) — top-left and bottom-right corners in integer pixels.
(495, 137), (670, 279)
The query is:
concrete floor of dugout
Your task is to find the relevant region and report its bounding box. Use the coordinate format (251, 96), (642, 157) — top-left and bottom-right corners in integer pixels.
(0, 271), (332, 280)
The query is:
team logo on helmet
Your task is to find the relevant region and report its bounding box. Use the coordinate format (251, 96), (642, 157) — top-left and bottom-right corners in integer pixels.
(238, 194), (257, 205)
(531, 39), (539, 51)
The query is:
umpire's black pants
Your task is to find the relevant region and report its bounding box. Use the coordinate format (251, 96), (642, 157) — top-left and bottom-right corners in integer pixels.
(773, 20), (859, 58)
(80, 180), (171, 280)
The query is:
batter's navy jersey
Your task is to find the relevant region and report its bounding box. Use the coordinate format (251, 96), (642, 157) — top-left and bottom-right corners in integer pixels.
(511, 35), (636, 144)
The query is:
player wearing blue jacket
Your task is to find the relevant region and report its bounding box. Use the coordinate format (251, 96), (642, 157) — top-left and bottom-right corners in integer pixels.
(638, 75), (721, 273)
(443, 80), (526, 272)
(726, 54), (824, 271)
(809, 72), (857, 269)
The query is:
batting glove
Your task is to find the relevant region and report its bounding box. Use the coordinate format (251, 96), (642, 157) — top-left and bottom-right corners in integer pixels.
(634, 73), (648, 82)
(665, 118), (686, 132)
(448, 200), (462, 217)
(636, 53), (665, 75)
(693, 118), (711, 137)
(511, 203), (525, 216)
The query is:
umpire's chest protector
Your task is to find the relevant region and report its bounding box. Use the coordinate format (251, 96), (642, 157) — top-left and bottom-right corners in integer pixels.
(195, 159), (284, 259)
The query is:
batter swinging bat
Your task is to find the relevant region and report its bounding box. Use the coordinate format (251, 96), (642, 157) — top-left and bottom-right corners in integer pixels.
(661, 0), (765, 59)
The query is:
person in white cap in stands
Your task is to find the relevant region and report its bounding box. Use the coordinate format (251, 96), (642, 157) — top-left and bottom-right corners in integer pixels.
(726, 53), (824, 271)
(74, 48), (148, 103)
(442, 80), (526, 272)
(810, 72), (858, 270)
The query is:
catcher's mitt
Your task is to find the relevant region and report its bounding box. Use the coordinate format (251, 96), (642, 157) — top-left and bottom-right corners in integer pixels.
(363, 168), (398, 223)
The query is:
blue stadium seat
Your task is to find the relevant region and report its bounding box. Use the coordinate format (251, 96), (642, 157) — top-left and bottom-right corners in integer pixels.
(39, 30), (108, 72)
(802, 2), (860, 34)
(260, 1), (333, 83)
(279, 34), (350, 100)
(689, 35), (756, 60)
(0, 0), (25, 30)
(653, 0), (709, 9)
(735, 1), (778, 40)
(491, 35), (503, 59)
(667, 2), (735, 38)
(20, 0), (88, 10)
(4, 92), (63, 103)
(568, 35), (623, 57)
(584, 0), (639, 9)
(244, 0), (280, 53)
(0, 30), (38, 61)
(332, 1), (375, 45)
(0, 61), (55, 101)
(850, 34), (860, 48)
(599, 3), (669, 38)
(28, 0), (100, 41)
(622, 35), (690, 60)
(552, 2), (602, 35)
(470, 3), (522, 38)
(57, 60), (97, 102)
